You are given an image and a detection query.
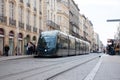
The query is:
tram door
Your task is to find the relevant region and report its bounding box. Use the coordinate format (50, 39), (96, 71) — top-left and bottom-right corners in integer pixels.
(9, 38), (14, 56)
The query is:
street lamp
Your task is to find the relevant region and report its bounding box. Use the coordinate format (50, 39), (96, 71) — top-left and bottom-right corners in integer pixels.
(107, 19), (120, 54)
(106, 19), (120, 40)
(107, 19), (120, 22)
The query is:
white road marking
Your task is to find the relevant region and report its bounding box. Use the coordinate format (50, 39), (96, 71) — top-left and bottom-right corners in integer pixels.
(84, 55), (103, 80)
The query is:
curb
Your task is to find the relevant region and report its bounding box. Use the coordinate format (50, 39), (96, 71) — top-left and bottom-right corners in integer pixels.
(0, 55), (33, 62)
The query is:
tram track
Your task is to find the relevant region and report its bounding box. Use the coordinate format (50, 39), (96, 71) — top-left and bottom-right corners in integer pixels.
(21, 55), (101, 80)
(0, 55), (88, 79)
(0, 54), (102, 80)
(45, 56), (101, 80)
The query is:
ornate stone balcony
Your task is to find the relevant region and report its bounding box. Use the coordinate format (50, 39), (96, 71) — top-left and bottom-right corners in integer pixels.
(33, 27), (37, 33)
(47, 20), (60, 30)
(0, 16), (7, 24)
(26, 24), (31, 31)
(57, 0), (69, 7)
(27, 3), (30, 7)
(19, 0), (23, 3)
(9, 18), (16, 26)
(19, 21), (24, 29)
(34, 8), (37, 12)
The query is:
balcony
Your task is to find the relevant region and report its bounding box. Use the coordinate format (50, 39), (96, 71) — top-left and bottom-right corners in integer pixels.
(33, 27), (37, 33)
(70, 21), (79, 29)
(34, 8), (36, 12)
(47, 20), (60, 30)
(19, 0), (23, 3)
(27, 3), (30, 7)
(9, 18), (16, 26)
(39, 11), (42, 15)
(26, 24), (31, 31)
(19, 22), (24, 29)
(39, 29), (42, 33)
(57, 10), (69, 18)
(0, 16), (7, 24)
(57, 0), (68, 7)
(71, 30), (80, 38)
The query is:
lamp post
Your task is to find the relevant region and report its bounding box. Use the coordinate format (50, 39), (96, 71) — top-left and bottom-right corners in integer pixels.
(107, 19), (120, 22)
(106, 19), (120, 38)
(106, 19), (120, 55)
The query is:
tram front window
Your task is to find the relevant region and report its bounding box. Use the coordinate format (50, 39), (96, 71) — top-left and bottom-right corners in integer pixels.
(44, 36), (56, 48)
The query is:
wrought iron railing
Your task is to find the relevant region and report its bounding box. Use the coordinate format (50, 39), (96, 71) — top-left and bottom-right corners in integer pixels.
(47, 20), (60, 30)
(9, 18), (16, 26)
(27, 3), (30, 7)
(0, 16), (7, 23)
(20, 0), (23, 3)
(33, 27), (37, 33)
(19, 21), (24, 29)
(26, 24), (31, 31)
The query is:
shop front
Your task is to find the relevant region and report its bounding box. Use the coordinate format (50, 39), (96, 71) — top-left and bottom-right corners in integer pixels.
(0, 28), (4, 56)
(9, 31), (14, 56)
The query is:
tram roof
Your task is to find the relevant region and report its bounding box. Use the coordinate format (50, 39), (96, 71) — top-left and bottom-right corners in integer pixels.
(41, 30), (68, 36)
(41, 30), (90, 44)
(41, 30), (59, 36)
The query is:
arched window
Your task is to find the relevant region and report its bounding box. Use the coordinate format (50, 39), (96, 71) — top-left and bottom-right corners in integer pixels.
(9, 2), (15, 19)
(33, 36), (36, 41)
(9, 31), (14, 37)
(0, 28), (4, 35)
(0, 0), (4, 16)
(18, 33), (23, 39)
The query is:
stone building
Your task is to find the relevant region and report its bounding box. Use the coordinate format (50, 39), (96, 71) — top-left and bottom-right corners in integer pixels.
(0, 0), (44, 56)
(0, 0), (98, 56)
(69, 0), (80, 38)
(46, 0), (60, 31)
(57, 0), (69, 34)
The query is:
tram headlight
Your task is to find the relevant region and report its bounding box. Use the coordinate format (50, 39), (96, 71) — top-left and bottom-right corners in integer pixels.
(45, 49), (47, 52)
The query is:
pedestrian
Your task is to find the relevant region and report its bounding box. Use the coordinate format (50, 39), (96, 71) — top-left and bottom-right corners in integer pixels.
(26, 42), (33, 55)
(26, 43), (30, 55)
(15, 46), (20, 55)
(0, 50), (2, 56)
(30, 42), (36, 54)
(4, 45), (10, 56)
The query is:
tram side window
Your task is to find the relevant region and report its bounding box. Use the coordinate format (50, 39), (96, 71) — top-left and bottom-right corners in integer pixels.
(75, 40), (80, 50)
(84, 43), (86, 51)
(83, 43), (85, 51)
(57, 35), (68, 49)
(80, 42), (83, 50)
(69, 37), (75, 50)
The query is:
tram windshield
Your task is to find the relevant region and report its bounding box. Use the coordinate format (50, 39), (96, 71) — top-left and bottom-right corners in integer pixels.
(38, 36), (56, 48)
(44, 36), (55, 48)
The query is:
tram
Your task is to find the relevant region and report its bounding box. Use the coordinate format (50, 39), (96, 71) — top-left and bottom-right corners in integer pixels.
(35, 30), (90, 57)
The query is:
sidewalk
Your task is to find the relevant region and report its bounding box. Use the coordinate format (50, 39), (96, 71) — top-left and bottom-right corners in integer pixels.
(94, 55), (120, 80)
(0, 55), (33, 62)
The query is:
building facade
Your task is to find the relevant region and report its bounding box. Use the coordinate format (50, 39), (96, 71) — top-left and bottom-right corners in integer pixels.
(0, 0), (103, 56)
(46, 0), (60, 31)
(57, 0), (69, 34)
(69, 0), (80, 38)
(0, 0), (44, 56)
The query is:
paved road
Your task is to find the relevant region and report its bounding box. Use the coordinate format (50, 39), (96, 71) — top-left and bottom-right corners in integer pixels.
(51, 54), (120, 80)
(0, 53), (101, 80)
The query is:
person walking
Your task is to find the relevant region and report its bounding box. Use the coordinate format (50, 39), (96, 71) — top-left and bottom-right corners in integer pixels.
(4, 45), (10, 56)
(26, 42), (33, 55)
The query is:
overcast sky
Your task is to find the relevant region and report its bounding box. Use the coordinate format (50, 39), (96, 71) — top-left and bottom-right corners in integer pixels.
(74, 0), (120, 46)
